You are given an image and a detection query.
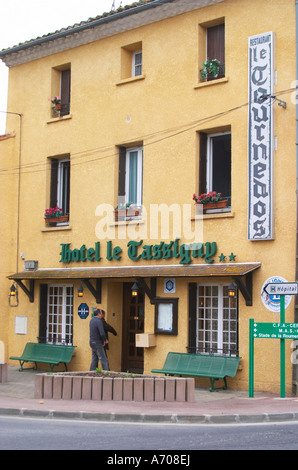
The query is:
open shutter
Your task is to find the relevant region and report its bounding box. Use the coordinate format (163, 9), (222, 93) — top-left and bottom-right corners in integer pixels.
(207, 23), (225, 64)
(188, 283), (197, 353)
(199, 132), (207, 195)
(50, 159), (58, 207)
(39, 284), (48, 343)
(60, 69), (71, 116)
(207, 23), (225, 78)
(118, 147), (126, 198)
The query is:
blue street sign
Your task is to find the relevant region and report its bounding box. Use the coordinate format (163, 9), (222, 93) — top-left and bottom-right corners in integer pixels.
(78, 303), (89, 319)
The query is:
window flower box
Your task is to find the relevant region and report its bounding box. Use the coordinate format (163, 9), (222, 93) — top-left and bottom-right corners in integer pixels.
(49, 96), (62, 117)
(200, 58), (225, 82)
(127, 207), (140, 217)
(45, 215), (69, 225)
(114, 203), (140, 220)
(113, 209), (127, 221)
(193, 191), (228, 211)
(44, 207), (68, 225)
(199, 199), (228, 210)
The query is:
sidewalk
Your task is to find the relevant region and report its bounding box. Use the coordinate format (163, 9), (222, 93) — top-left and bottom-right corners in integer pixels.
(1, 366), (298, 424)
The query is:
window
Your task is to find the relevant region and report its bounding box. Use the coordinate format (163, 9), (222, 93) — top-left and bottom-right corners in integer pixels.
(47, 285), (73, 345)
(199, 131), (231, 209)
(189, 283), (238, 356)
(199, 21), (225, 81)
(51, 65), (71, 117)
(50, 157), (70, 223)
(132, 51), (142, 77)
(121, 42), (143, 80)
(39, 284), (73, 345)
(118, 146), (143, 211)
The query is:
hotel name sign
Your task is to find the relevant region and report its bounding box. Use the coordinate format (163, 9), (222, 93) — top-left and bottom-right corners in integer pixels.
(248, 31), (275, 241)
(59, 239), (218, 265)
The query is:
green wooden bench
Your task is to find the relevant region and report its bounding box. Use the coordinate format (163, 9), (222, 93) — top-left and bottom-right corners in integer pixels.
(9, 342), (76, 372)
(151, 352), (241, 392)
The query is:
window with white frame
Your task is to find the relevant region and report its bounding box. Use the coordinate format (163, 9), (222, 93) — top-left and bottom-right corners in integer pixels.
(199, 131), (231, 208)
(125, 147), (143, 206)
(196, 284), (238, 356)
(50, 157), (70, 222)
(132, 51), (142, 77)
(47, 285), (73, 345)
(57, 159), (70, 214)
(118, 146), (143, 212)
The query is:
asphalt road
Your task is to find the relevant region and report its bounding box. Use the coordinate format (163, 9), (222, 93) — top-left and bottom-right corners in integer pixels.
(1, 416), (298, 451)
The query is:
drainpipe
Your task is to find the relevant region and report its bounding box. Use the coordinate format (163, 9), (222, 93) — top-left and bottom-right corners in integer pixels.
(294, 0), (298, 395)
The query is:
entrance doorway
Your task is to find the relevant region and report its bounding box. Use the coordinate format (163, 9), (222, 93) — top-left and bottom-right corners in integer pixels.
(122, 283), (144, 373)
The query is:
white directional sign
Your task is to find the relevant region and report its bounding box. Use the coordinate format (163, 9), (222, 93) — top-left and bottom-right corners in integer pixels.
(261, 276), (294, 312)
(264, 282), (298, 295)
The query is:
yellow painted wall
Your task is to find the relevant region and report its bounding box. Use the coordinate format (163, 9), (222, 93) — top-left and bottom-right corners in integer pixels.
(1, 0), (297, 393)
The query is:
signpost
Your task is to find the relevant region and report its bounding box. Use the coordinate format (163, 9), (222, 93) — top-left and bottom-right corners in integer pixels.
(264, 282), (298, 296)
(253, 322), (298, 339)
(249, 281), (298, 398)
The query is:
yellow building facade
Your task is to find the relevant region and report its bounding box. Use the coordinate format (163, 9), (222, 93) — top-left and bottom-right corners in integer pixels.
(1, 0), (297, 393)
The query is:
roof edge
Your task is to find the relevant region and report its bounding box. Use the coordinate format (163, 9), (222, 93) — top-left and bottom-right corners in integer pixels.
(0, 0), (173, 58)
(8, 262), (262, 280)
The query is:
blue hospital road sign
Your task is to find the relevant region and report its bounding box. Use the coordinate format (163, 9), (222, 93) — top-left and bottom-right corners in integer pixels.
(264, 282), (298, 296)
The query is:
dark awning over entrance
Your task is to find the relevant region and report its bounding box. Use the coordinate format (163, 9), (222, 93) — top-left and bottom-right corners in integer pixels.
(8, 262), (261, 280)
(8, 262), (261, 306)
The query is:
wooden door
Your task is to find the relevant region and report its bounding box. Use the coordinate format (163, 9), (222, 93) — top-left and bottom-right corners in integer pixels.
(122, 283), (144, 373)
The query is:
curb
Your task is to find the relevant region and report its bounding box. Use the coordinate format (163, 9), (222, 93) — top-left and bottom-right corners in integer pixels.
(1, 408), (298, 424)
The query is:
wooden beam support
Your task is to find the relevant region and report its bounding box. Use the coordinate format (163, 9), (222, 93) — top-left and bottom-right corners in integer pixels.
(82, 278), (102, 304)
(136, 277), (157, 304)
(15, 279), (34, 303)
(233, 272), (253, 306)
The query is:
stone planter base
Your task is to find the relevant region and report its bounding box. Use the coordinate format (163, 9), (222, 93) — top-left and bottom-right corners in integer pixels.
(0, 363), (7, 383)
(35, 372), (195, 402)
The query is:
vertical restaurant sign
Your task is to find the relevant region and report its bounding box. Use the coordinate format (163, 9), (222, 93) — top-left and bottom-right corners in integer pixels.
(248, 32), (275, 240)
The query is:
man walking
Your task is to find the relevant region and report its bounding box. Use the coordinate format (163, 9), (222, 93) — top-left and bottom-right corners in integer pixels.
(89, 308), (109, 371)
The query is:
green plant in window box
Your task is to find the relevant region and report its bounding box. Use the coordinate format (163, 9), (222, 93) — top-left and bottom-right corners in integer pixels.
(193, 191), (227, 210)
(49, 96), (62, 117)
(114, 202), (140, 220)
(200, 58), (220, 80)
(49, 96), (61, 106)
(44, 206), (68, 224)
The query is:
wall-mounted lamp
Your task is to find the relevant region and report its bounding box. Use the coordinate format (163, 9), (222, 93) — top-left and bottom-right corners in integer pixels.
(78, 283), (84, 298)
(228, 281), (237, 298)
(9, 283), (19, 307)
(131, 282), (139, 297)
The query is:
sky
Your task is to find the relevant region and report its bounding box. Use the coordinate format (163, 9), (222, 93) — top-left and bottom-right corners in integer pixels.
(0, 0), (133, 134)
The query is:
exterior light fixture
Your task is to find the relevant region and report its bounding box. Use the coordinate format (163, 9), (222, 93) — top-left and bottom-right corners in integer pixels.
(228, 281), (237, 298)
(10, 284), (16, 296)
(131, 282), (139, 297)
(78, 283), (84, 298)
(9, 283), (19, 307)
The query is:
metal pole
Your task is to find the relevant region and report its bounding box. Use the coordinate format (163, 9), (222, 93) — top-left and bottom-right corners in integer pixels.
(249, 318), (254, 398)
(280, 295), (286, 398)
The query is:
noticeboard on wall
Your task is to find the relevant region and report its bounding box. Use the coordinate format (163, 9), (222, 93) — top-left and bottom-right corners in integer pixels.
(154, 298), (178, 335)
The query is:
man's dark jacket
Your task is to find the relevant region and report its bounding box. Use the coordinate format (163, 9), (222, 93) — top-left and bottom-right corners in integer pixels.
(89, 316), (107, 344)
